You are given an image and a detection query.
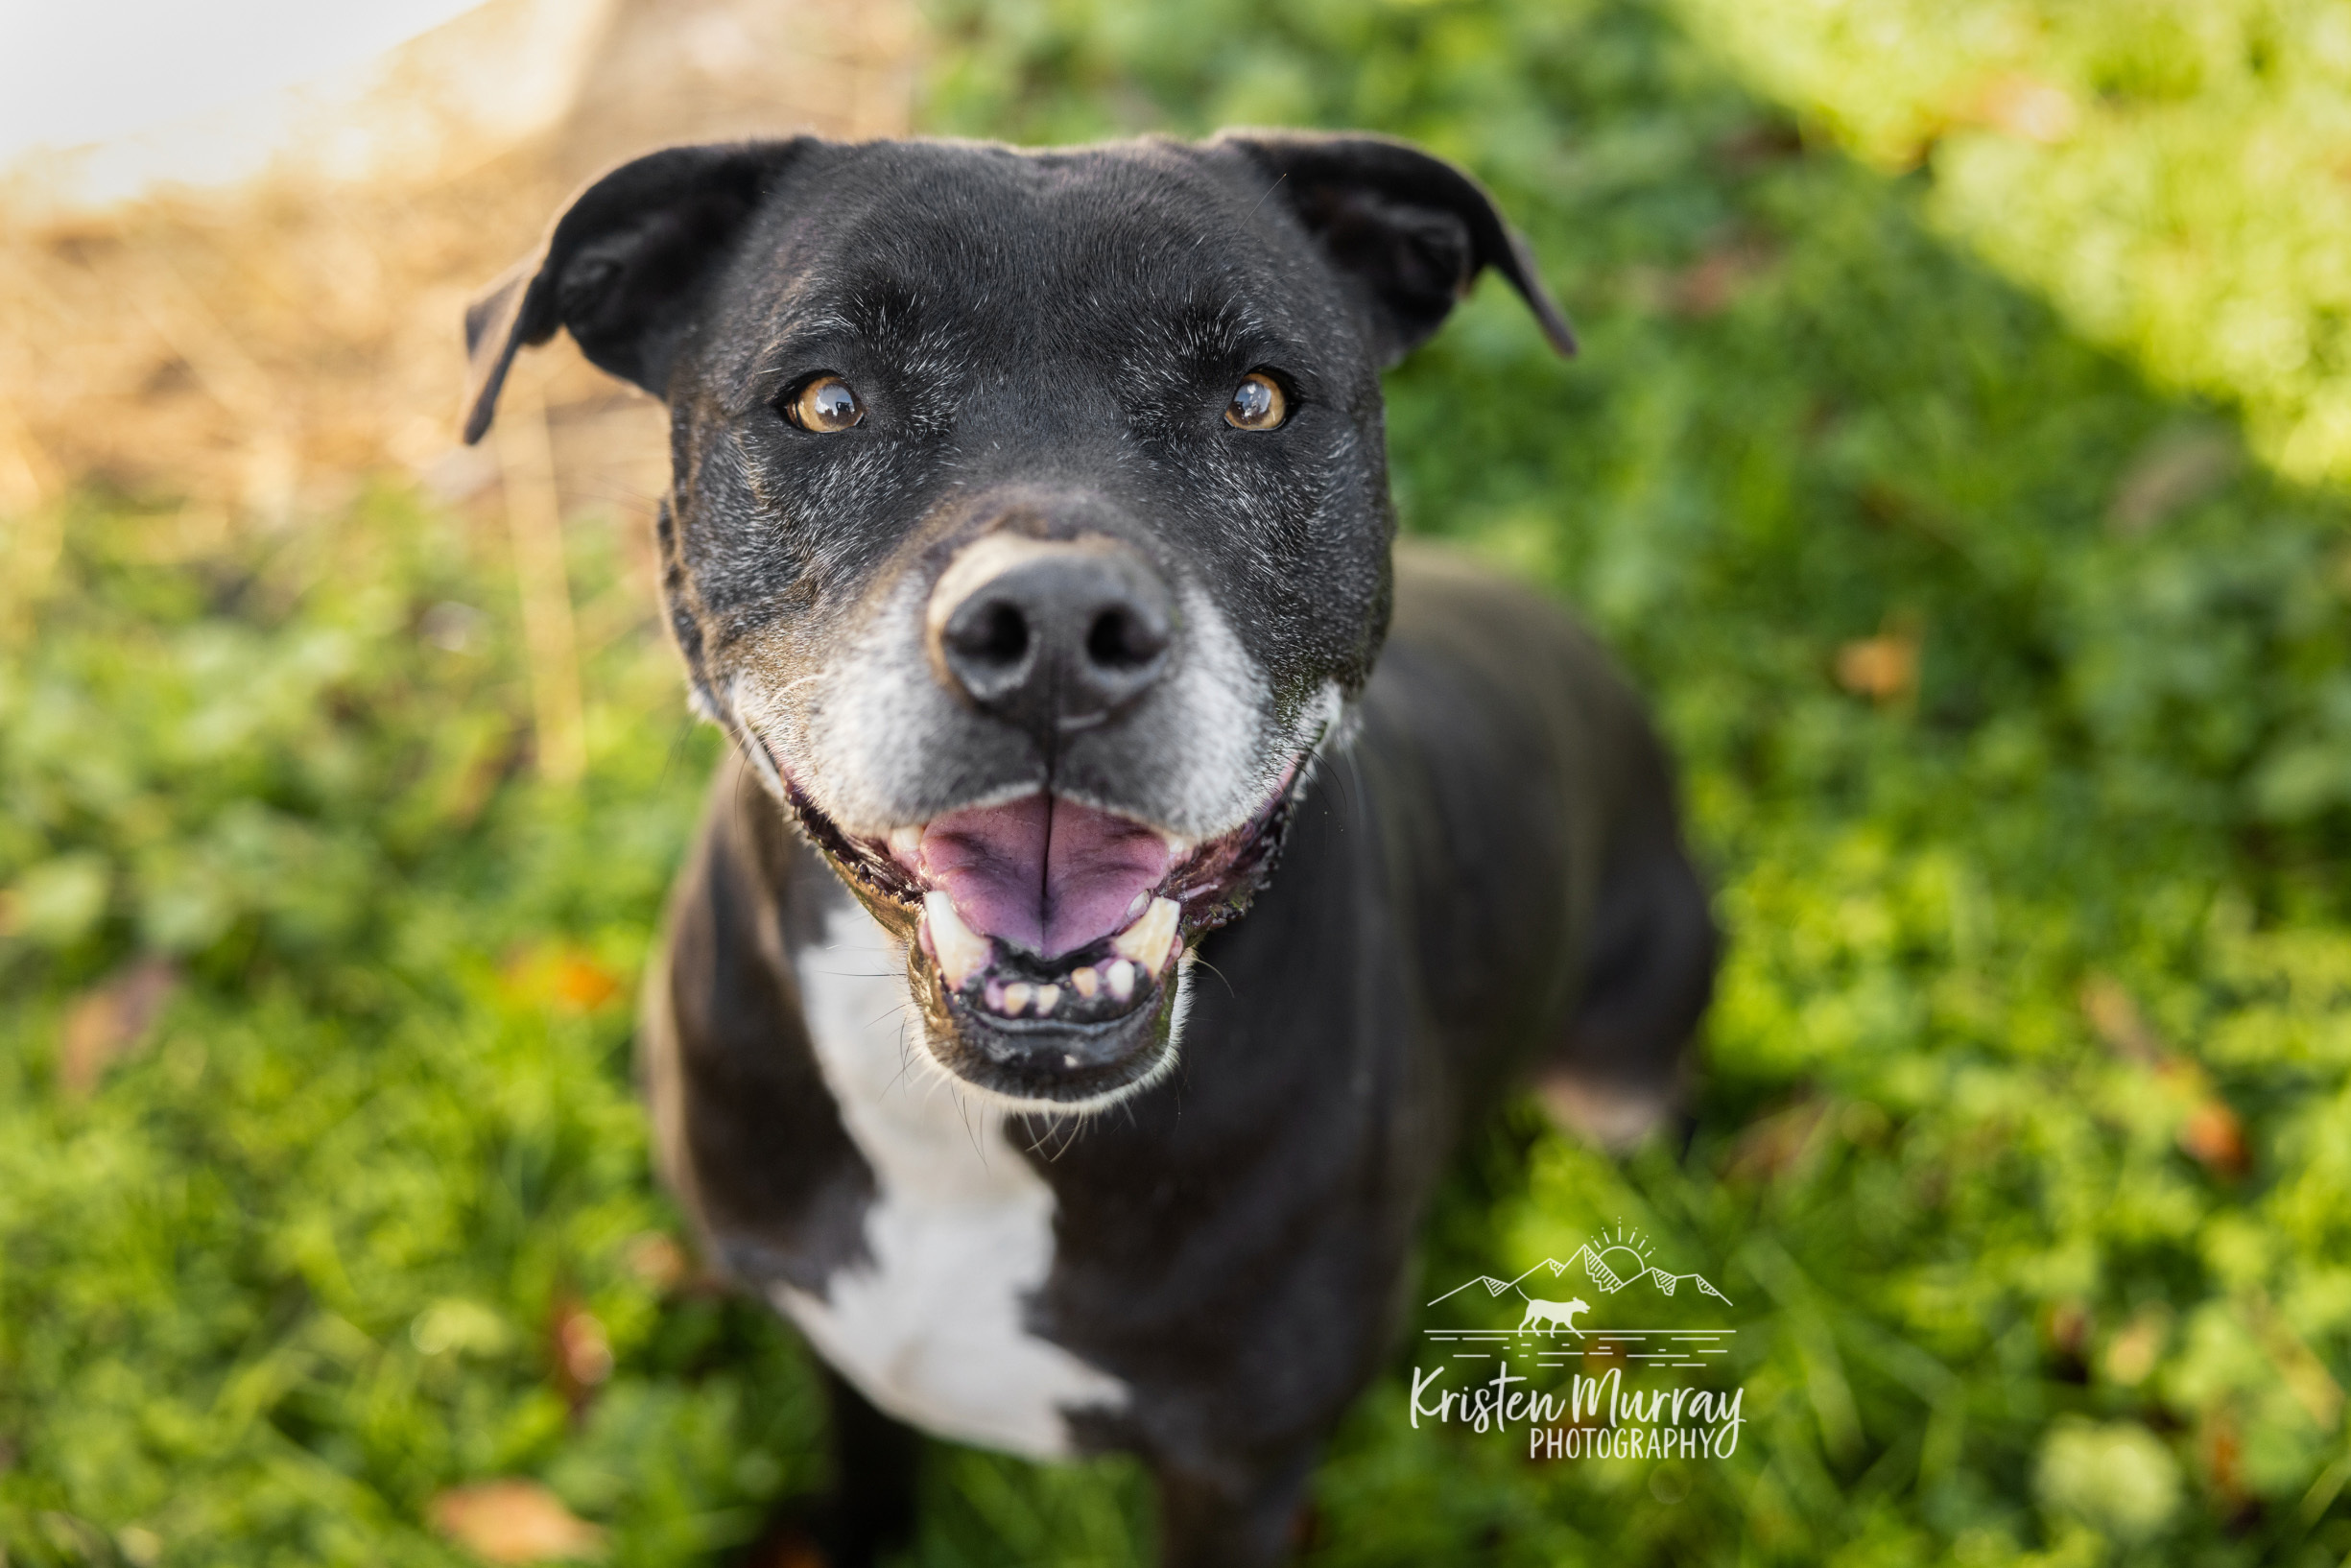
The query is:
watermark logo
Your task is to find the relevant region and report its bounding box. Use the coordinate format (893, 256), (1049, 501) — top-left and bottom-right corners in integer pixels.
(1412, 1224), (1745, 1462)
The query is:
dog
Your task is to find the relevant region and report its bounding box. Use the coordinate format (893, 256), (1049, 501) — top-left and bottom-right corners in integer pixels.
(1519, 1297), (1591, 1336)
(461, 130), (1716, 1566)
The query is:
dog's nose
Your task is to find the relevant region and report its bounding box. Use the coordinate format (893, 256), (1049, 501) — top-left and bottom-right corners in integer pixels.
(928, 535), (1175, 738)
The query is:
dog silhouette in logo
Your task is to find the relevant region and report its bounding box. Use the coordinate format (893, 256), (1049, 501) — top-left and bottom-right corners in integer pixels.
(1518, 1296), (1591, 1336)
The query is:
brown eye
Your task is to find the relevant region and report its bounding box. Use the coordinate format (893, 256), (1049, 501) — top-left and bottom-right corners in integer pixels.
(1224, 371), (1288, 431)
(788, 374), (863, 432)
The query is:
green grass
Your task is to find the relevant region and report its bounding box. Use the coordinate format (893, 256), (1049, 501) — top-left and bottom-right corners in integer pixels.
(9, 0), (2351, 1563)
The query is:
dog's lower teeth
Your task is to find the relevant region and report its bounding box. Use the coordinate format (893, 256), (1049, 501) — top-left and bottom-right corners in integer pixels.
(1111, 896), (1180, 975)
(931, 892), (1178, 1021)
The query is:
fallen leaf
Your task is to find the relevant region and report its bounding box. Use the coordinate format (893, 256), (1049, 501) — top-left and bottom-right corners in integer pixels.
(1835, 627), (1919, 702)
(59, 957), (179, 1096)
(2179, 1099), (2248, 1177)
(549, 953), (622, 1010)
(2202, 1416), (2248, 1514)
(2080, 975), (2164, 1065)
(550, 1298), (613, 1399)
(2046, 1300), (2092, 1360)
(431, 1481), (606, 1565)
(2102, 1308), (2169, 1387)
(2081, 977), (2249, 1176)
(499, 945), (624, 1012)
(622, 1231), (690, 1291)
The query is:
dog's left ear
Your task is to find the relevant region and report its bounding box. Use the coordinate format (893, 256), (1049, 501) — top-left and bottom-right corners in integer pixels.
(1218, 131), (1576, 365)
(462, 139), (810, 443)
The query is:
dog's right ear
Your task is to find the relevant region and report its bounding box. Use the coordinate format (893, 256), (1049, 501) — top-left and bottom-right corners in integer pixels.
(462, 139), (809, 444)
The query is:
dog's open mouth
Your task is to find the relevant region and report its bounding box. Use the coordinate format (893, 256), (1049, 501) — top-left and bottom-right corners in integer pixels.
(773, 760), (1301, 1105)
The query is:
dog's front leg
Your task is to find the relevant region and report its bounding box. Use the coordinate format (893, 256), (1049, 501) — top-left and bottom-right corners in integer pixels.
(1152, 1449), (1318, 1568)
(809, 1366), (921, 1567)
(735, 1366), (918, 1568)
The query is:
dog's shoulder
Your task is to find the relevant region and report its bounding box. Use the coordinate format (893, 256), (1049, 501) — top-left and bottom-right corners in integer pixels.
(1340, 542), (1677, 1045)
(642, 754), (878, 1292)
(1385, 541), (1651, 744)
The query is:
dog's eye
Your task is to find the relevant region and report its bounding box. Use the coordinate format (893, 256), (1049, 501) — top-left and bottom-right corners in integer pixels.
(1224, 372), (1288, 431)
(787, 374), (864, 432)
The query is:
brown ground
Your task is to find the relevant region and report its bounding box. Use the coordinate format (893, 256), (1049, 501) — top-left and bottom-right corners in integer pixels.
(0, 0), (920, 546)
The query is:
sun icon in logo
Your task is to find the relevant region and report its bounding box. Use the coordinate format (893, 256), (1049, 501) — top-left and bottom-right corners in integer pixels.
(1585, 1223), (1657, 1293)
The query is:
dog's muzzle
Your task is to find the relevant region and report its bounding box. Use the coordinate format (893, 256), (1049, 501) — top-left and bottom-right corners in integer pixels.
(756, 525), (1308, 1109)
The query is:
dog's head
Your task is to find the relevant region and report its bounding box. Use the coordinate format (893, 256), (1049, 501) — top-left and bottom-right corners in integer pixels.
(463, 132), (1572, 1111)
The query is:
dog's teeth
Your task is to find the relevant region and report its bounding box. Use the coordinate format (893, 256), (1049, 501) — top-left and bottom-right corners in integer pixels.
(1070, 965), (1100, 999)
(1104, 959), (1136, 1002)
(1159, 831), (1194, 859)
(1002, 982), (1033, 1016)
(889, 824), (924, 860)
(1111, 895), (1180, 974)
(922, 891), (991, 990)
(1033, 984), (1061, 1016)
(1126, 891), (1150, 922)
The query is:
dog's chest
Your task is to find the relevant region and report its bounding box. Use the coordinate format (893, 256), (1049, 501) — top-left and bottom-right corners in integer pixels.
(770, 901), (1128, 1460)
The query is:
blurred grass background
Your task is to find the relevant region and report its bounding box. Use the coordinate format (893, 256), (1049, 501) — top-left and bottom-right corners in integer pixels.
(8, 0), (2351, 1563)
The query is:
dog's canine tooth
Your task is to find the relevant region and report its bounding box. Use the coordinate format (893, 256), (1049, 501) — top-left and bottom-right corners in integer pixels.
(1104, 959), (1136, 1002)
(1069, 965), (1100, 999)
(888, 824), (924, 860)
(922, 891), (992, 990)
(1003, 982), (1034, 1016)
(1125, 891), (1150, 922)
(1033, 984), (1061, 1016)
(1111, 896), (1180, 974)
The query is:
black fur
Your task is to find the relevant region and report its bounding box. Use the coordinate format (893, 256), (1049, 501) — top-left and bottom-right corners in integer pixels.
(467, 131), (1714, 1566)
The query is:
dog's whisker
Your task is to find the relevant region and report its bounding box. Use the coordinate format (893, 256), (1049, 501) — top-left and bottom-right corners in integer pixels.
(883, 1050), (922, 1100)
(1188, 952), (1237, 999)
(949, 1083), (992, 1167)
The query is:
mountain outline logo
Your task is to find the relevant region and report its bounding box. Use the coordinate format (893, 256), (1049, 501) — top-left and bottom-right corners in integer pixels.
(1427, 1223), (1734, 1313)
(1421, 1224), (1737, 1371)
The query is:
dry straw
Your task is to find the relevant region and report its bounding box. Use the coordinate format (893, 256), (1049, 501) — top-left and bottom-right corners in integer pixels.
(0, 0), (919, 776)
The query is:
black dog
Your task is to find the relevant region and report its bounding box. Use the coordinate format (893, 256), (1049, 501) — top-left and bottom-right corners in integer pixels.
(463, 131), (1716, 1566)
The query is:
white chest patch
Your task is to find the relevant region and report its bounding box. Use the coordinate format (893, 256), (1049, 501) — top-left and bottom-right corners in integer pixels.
(771, 901), (1129, 1460)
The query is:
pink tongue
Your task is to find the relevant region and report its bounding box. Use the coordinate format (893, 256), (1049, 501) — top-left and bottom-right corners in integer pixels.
(916, 794), (1173, 959)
